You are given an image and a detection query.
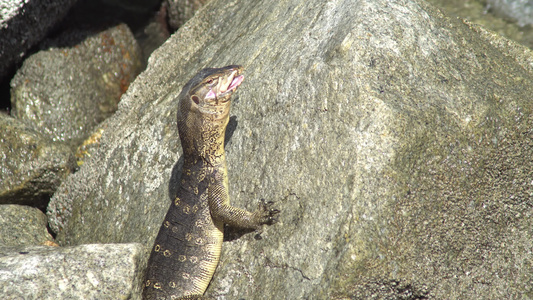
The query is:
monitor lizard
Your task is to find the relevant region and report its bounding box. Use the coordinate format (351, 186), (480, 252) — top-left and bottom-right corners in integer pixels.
(142, 65), (279, 300)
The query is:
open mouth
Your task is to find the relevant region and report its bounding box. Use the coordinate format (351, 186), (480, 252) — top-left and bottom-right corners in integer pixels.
(227, 74), (244, 92)
(204, 68), (245, 103)
(216, 70), (244, 103)
(220, 69), (244, 95)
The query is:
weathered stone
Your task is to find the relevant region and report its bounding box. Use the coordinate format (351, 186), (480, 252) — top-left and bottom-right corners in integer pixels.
(0, 205), (55, 248)
(0, 0), (77, 81)
(0, 114), (76, 208)
(0, 243), (144, 300)
(49, 0), (533, 298)
(10, 23), (143, 149)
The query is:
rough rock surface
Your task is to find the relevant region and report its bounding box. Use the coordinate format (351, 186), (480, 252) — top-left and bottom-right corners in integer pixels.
(48, 0), (533, 298)
(0, 243), (144, 300)
(0, 0), (77, 81)
(0, 114), (76, 207)
(10, 23), (143, 149)
(0, 205), (55, 247)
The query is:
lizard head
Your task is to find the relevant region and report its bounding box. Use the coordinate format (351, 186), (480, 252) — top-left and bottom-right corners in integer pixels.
(177, 65), (244, 160)
(186, 65), (244, 118)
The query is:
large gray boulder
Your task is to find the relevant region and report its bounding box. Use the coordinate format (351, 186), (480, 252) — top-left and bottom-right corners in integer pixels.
(10, 24), (143, 149)
(48, 0), (533, 298)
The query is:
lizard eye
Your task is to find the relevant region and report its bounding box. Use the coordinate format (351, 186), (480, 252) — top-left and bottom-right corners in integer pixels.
(206, 79), (214, 84)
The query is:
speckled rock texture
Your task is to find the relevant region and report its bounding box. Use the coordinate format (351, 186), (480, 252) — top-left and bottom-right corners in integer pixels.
(0, 205), (55, 247)
(10, 23), (143, 149)
(0, 114), (76, 207)
(0, 0), (77, 81)
(0, 243), (144, 300)
(48, 0), (533, 298)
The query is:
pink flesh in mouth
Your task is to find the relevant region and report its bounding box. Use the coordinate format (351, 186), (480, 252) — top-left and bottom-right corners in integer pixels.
(228, 75), (244, 91)
(206, 74), (244, 100)
(206, 90), (216, 99)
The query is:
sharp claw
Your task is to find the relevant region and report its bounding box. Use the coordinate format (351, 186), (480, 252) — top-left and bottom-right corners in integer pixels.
(257, 199), (280, 226)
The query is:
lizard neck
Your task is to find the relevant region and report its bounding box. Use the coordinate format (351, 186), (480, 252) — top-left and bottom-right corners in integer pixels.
(180, 116), (228, 165)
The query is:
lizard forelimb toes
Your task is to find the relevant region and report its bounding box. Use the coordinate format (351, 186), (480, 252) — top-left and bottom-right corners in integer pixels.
(256, 199), (280, 225)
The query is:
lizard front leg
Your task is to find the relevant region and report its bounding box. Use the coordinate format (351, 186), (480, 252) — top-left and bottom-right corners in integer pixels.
(207, 170), (279, 230)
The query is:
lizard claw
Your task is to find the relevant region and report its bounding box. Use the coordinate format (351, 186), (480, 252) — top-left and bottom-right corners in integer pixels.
(256, 199), (280, 226)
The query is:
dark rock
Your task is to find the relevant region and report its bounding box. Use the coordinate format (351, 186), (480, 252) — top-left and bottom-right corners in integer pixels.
(134, 6), (171, 63)
(58, 0), (168, 61)
(102, 0), (162, 13)
(165, 0), (208, 30)
(0, 114), (76, 208)
(487, 0), (533, 27)
(0, 243), (144, 300)
(0, 205), (55, 247)
(48, 0), (533, 298)
(10, 23), (143, 149)
(0, 0), (77, 82)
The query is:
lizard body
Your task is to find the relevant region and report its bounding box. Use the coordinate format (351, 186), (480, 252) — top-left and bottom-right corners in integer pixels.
(142, 65), (278, 300)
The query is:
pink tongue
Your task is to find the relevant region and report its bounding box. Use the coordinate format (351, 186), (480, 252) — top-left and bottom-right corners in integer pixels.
(228, 75), (244, 91)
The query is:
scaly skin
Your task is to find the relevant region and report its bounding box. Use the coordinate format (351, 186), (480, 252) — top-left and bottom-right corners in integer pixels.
(142, 65), (278, 300)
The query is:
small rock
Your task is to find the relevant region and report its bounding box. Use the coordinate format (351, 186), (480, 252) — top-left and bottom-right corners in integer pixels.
(0, 205), (55, 248)
(0, 114), (76, 208)
(0, 243), (145, 300)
